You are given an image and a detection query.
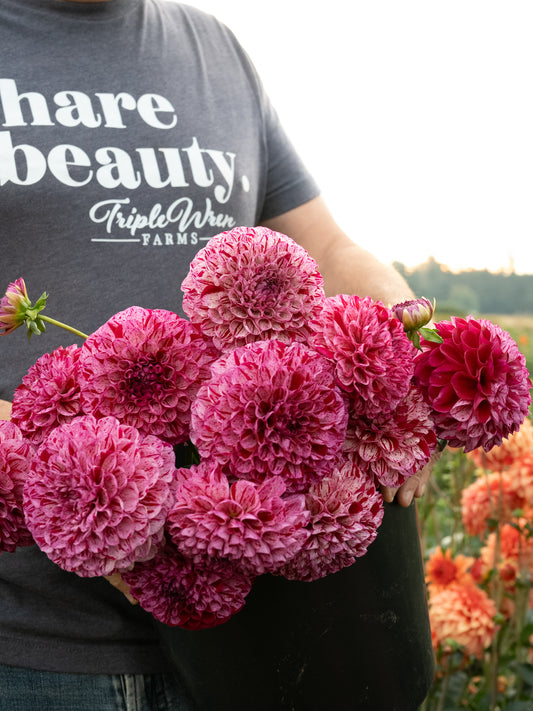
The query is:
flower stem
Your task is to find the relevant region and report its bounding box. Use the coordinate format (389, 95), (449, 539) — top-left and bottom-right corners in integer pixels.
(40, 315), (88, 340)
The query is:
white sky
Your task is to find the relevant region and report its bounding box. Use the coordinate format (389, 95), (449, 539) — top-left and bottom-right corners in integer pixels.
(182, 0), (533, 274)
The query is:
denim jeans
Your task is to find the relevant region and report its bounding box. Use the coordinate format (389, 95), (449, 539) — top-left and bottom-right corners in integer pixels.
(0, 663), (195, 711)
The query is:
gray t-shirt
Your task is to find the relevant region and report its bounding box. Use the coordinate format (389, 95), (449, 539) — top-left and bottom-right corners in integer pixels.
(0, 0), (319, 673)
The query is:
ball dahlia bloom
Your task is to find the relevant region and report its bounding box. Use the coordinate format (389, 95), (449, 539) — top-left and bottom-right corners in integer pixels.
(278, 459), (384, 582)
(425, 546), (475, 595)
(0, 421), (34, 552)
(461, 471), (524, 537)
(181, 226), (325, 351)
(23, 415), (177, 576)
(414, 316), (532, 452)
(467, 418), (533, 471)
(429, 582), (497, 659)
(122, 541), (253, 630)
(343, 384), (437, 488)
(78, 306), (218, 445)
(190, 339), (348, 492)
(11, 344), (82, 445)
(310, 294), (415, 417)
(167, 462), (309, 576)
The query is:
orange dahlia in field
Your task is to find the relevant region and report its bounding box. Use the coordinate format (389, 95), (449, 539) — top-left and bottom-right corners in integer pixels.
(429, 583), (497, 659)
(480, 521), (533, 588)
(467, 418), (533, 471)
(425, 547), (475, 594)
(461, 471), (524, 537)
(507, 452), (533, 508)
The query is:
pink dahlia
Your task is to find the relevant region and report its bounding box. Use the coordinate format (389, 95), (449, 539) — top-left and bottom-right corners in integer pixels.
(167, 462), (309, 576)
(190, 339), (348, 492)
(23, 415), (177, 576)
(310, 295), (415, 417)
(0, 421), (34, 552)
(78, 306), (218, 445)
(414, 317), (532, 452)
(278, 458), (384, 581)
(181, 226), (325, 351)
(343, 384), (437, 488)
(122, 541), (253, 629)
(11, 345), (82, 445)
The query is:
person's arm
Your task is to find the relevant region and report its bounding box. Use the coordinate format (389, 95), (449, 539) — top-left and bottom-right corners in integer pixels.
(262, 195), (431, 507)
(0, 400), (12, 421)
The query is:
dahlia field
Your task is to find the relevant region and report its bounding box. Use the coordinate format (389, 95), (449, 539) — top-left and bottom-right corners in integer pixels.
(0, 227), (531, 636)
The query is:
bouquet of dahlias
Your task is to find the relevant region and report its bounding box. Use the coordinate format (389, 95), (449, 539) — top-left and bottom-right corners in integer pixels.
(0, 226), (531, 630)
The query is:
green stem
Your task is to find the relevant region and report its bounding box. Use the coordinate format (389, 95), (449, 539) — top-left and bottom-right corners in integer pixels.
(40, 315), (88, 340)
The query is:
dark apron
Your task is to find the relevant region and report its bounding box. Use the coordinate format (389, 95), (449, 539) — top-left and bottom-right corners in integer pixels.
(158, 500), (434, 711)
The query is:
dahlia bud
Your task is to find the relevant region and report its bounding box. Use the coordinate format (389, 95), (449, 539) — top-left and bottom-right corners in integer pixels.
(0, 278), (47, 337)
(392, 297), (434, 331)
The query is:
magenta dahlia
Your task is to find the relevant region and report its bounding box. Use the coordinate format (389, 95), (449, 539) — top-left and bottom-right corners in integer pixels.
(181, 226), (326, 351)
(122, 541), (253, 629)
(78, 306), (219, 445)
(343, 384), (437, 488)
(278, 458), (384, 581)
(414, 317), (532, 452)
(167, 462), (309, 576)
(23, 415), (177, 576)
(0, 421), (34, 552)
(190, 339), (348, 492)
(310, 294), (415, 417)
(11, 344), (82, 445)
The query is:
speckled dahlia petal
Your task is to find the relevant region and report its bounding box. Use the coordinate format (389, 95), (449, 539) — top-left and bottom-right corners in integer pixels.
(190, 339), (348, 492)
(0, 421), (34, 552)
(11, 345), (82, 445)
(78, 306), (219, 445)
(310, 294), (415, 417)
(414, 317), (532, 452)
(122, 541), (253, 629)
(167, 462), (309, 575)
(181, 226), (326, 351)
(278, 459), (384, 581)
(343, 384), (437, 488)
(23, 415), (177, 576)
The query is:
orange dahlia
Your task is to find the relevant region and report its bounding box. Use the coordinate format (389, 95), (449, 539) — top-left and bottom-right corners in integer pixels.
(467, 418), (533, 471)
(426, 547), (475, 595)
(461, 471), (524, 537)
(429, 583), (497, 659)
(507, 453), (533, 508)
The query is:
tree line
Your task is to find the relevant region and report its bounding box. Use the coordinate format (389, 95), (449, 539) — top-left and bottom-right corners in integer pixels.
(393, 257), (533, 315)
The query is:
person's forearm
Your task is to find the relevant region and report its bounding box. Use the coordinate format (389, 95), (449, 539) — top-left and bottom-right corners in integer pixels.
(0, 399), (12, 420)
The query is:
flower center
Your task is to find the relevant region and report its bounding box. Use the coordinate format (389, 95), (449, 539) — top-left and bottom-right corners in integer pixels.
(122, 356), (165, 401)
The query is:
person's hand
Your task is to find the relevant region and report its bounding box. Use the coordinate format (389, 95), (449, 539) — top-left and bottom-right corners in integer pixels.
(381, 448), (442, 507)
(0, 399), (12, 421)
(104, 573), (138, 605)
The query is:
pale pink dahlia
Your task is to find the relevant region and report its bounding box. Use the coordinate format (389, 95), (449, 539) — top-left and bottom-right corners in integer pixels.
(78, 306), (218, 445)
(11, 345), (82, 445)
(414, 317), (532, 452)
(190, 340), (348, 492)
(167, 462), (309, 576)
(122, 541), (253, 629)
(181, 226), (325, 351)
(278, 459), (384, 581)
(0, 421), (34, 552)
(310, 295), (415, 417)
(343, 384), (437, 488)
(23, 415), (177, 576)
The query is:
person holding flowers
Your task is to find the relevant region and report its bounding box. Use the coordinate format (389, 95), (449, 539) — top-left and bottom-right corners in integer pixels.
(4, 0), (527, 710)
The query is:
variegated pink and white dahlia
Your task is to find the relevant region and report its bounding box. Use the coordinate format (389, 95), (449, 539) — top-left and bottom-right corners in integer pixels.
(414, 317), (532, 452)
(310, 294), (415, 417)
(122, 541), (253, 630)
(23, 415), (177, 577)
(167, 462), (309, 575)
(278, 459), (384, 581)
(190, 339), (348, 492)
(78, 306), (219, 445)
(11, 344), (82, 445)
(181, 226), (325, 351)
(0, 421), (34, 552)
(343, 384), (437, 488)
